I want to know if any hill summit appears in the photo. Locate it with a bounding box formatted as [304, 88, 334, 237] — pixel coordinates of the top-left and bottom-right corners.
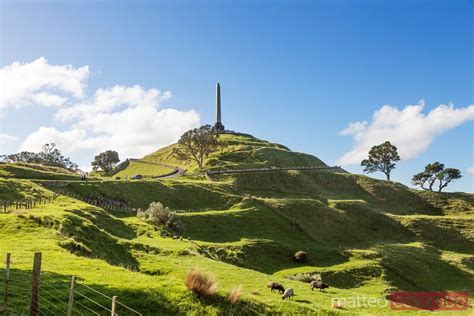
[115, 133, 332, 177]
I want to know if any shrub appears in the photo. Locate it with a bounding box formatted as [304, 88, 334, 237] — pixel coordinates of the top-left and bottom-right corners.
[166, 211, 184, 231]
[184, 268, 217, 296]
[146, 202, 170, 225]
[136, 208, 145, 219]
[293, 250, 308, 263]
[140, 202, 183, 231]
[227, 286, 242, 305]
[289, 272, 321, 283]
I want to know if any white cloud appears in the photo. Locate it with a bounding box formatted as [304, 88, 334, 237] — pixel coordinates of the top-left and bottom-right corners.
[21, 127, 90, 153]
[0, 57, 88, 111]
[47, 84, 198, 159]
[0, 133, 17, 146]
[0, 56, 201, 160]
[337, 101, 474, 166]
[32, 92, 68, 108]
[467, 167, 474, 175]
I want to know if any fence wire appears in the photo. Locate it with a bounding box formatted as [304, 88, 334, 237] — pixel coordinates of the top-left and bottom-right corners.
[1, 253, 142, 315]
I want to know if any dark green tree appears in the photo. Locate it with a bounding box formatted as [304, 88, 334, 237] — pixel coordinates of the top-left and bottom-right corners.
[172, 125, 219, 169]
[361, 141, 400, 181]
[412, 162, 462, 192]
[411, 162, 445, 191]
[437, 168, 462, 192]
[91, 150, 120, 173]
[1, 143, 78, 172]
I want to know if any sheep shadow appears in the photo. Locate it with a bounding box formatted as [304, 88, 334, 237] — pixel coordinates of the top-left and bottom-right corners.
[294, 299, 312, 304]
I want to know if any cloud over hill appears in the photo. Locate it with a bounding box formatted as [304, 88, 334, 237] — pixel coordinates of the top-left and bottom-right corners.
[0, 57, 200, 159]
[337, 100, 474, 166]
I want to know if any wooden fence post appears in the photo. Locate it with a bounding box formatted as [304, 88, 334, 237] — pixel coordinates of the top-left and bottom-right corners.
[29, 252, 42, 316]
[111, 295, 117, 315]
[67, 276, 76, 316]
[3, 253, 11, 310]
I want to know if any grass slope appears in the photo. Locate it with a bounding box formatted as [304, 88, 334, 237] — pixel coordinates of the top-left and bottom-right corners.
[0, 162, 80, 180]
[113, 160, 176, 178]
[1, 133, 473, 315]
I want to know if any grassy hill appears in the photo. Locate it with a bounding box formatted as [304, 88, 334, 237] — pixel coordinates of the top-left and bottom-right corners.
[139, 133, 329, 173]
[0, 133, 472, 315]
[0, 162, 80, 180]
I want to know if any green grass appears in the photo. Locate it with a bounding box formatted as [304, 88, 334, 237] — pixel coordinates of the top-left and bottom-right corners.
[1, 133, 473, 315]
[0, 178, 54, 200]
[0, 162, 80, 180]
[113, 160, 176, 178]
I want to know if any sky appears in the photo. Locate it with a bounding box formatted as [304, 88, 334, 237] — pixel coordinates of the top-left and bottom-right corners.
[0, 0, 472, 192]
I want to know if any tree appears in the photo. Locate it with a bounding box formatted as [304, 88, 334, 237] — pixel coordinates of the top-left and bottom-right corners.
[1, 143, 79, 172]
[361, 141, 400, 181]
[1, 151, 41, 164]
[91, 150, 120, 173]
[411, 162, 444, 191]
[437, 168, 462, 192]
[412, 163, 462, 192]
[172, 125, 220, 169]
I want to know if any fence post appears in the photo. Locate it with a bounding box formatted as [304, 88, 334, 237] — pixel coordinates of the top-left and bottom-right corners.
[111, 295, 117, 315]
[3, 253, 11, 310]
[29, 252, 42, 316]
[67, 276, 76, 316]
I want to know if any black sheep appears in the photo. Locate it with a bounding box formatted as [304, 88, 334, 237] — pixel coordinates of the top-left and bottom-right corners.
[267, 281, 285, 294]
[310, 281, 329, 291]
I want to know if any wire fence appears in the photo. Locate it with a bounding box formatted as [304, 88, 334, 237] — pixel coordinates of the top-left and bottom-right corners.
[1, 253, 142, 316]
[0, 195, 59, 214]
[54, 189, 136, 215]
[205, 165, 342, 175]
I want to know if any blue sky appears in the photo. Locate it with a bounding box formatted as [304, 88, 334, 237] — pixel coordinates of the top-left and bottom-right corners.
[0, 0, 472, 192]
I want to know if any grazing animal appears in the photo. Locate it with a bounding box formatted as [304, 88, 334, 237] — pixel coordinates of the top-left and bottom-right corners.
[187, 237, 191, 241]
[179, 236, 183, 240]
[281, 288, 294, 300]
[172, 235, 178, 240]
[310, 281, 329, 291]
[267, 281, 285, 294]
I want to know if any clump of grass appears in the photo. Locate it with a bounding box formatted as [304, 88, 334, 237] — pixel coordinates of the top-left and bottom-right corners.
[184, 268, 217, 296]
[251, 289, 260, 296]
[227, 285, 242, 305]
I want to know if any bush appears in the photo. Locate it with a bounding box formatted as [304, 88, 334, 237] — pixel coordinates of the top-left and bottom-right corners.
[293, 250, 308, 263]
[184, 268, 217, 296]
[146, 202, 170, 225]
[227, 286, 242, 305]
[139, 202, 183, 231]
[288, 272, 321, 283]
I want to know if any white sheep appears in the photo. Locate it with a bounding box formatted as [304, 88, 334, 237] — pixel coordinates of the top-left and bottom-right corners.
[281, 288, 294, 300]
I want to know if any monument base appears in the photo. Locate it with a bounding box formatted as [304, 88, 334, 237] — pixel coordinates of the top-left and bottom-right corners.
[213, 122, 225, 133]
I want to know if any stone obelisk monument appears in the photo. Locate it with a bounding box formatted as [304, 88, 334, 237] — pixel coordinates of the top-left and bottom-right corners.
[213, 83, 225, 133]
